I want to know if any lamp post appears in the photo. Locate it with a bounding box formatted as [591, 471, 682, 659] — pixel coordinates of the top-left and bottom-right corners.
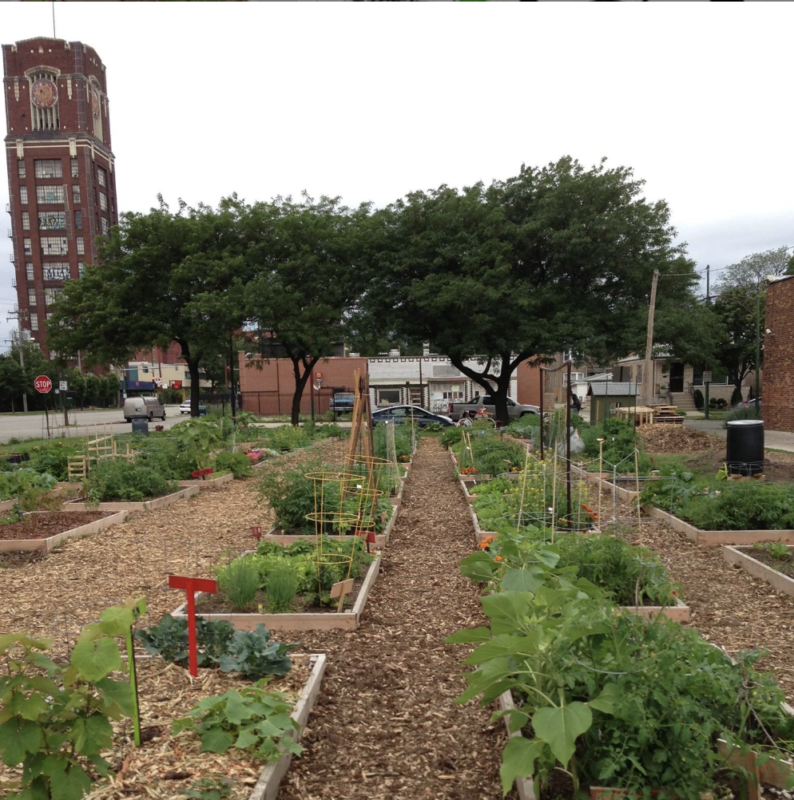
[755, 280, 761, 406]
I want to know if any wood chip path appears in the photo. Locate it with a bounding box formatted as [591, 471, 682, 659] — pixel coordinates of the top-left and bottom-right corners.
[279, 438, 510, 800]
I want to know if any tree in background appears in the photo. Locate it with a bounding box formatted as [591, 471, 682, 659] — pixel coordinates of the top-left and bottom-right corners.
[362, 158, 701, 424]
[718, 246, 791, 290]
[245, 194, 371, 425]
[47, 197, 251, 417]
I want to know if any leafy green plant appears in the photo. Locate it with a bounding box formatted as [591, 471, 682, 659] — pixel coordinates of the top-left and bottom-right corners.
[266, 562, 298, 612]
[182, 777, 232, 800]
[86, 458, 177, 502]
[685, 483, 794, 532]
[27, 441, 81, 481]
[264, 426, 311, 452]
[216, 625, 295, 678]
[0, 602, 138, 800]
[213, 451, 253, 479]
[172, 682, 301, 762]
[753, 541, 792, 562]
[171, 418, 224, 469]
[217, 556, 261, 611]
[0, 468, 58, 508]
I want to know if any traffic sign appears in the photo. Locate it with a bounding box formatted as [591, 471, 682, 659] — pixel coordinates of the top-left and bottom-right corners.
[702, 371, 712, 383]
[59, 381, 68, 391]
[34, 375, 52, 394]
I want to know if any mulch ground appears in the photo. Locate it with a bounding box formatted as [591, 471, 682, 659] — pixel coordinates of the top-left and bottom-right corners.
[278, 438, 511, 800]
[0, 510, 109, 540]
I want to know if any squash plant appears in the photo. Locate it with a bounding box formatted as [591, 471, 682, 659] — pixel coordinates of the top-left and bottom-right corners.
[0, 602, 139, 800]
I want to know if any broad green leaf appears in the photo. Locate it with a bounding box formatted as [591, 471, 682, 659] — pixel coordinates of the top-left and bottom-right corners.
[589, 683, 622, 715]
[281, 737, 303, 756]
[16, 776, 50, 800]
[72, 714, 113, 755]
[500, 568, 544, 593]
[49, 763, 91, 800]
[96, 678, 136, 717]
[234, 727, 261, 750]
[224, 692, 256, 726]
[201, 728, 234, 754]
[532, 702, 592, 766]
[70, 638, 121, 682]
[0, 717, 42, 766]
[445, 627, 492, 645]
[500, 736, 544, 795]
[481, 592, 534, 635]
[0, 634, 52, 655]
[8, 692, 49, 721]
[535, 548, 560, 568]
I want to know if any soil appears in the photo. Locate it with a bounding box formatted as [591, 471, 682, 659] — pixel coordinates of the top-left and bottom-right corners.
[195, 564, 371, 614]
[637, 424, 715, 454]
[744, 546, 794, 579]
[0, 510, 109, 540]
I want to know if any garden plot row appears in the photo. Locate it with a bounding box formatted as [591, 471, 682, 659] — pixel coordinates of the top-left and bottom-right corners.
[445, 426, 794, 800]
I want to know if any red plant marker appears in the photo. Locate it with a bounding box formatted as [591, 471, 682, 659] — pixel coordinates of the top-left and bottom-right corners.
[251, 526, 262, 541]
[366, 531, 376, 544]
[168, 575, 218, 677]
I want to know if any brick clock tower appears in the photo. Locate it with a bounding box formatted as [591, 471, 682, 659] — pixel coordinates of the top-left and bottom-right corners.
[3, 37, 118, 352]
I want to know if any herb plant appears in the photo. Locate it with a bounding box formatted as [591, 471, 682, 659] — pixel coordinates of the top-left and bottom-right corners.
[86, 458, 177, 502]
[217, 556, 260, 611]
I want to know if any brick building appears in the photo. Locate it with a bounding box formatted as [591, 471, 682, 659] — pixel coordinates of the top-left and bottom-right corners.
[762, 275, 794, 431]
[3, 37, 118, 352]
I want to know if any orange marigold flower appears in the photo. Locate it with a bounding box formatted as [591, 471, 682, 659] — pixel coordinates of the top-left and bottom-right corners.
[494, 556, 503, 562]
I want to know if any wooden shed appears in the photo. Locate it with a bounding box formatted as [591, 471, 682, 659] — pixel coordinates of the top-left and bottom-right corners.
[587, 382, 639, 423]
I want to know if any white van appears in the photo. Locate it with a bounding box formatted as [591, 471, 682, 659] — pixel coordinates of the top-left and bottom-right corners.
[123, 396, 166, 422]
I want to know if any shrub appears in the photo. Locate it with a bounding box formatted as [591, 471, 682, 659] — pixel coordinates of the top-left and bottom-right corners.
[217, 556, 260, 611]
[716, 397, 727, 409]
[259, 460, 329, 533]
[685, 482, 794, 531]
[724, 405, 762, 424]
[440, 427, 464, 447]
[709, 397, 718, 409]
[214, 451, 253, 479]
[87, 458, 177, 502]
[265, 426, 311, 452]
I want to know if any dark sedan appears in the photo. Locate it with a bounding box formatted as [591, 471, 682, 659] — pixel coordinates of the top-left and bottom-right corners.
[372, 405, 455, 427]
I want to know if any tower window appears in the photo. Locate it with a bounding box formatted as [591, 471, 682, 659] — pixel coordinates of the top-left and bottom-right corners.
[74, 210, 82, 230]
[44, 287, 63, 307]
[20, 187, 28, 205]
[41, 237, 69, 256]
[76, 237, 85, 255]
[39, 212, 66, 230]
[72, 185, 81, 205]
[97, 167, 107, 187]
[18, 162, 26, 179]
[71, 158, 78, 178]
[101, 217, 109, 235]
[28, 288, 37, 306]
[21, 212, 30, 231]
[23, 238, 32, 256]
[43, 263, 70, 281]
[30, 313, 39, 332]
[26, 263, 34, 281]
[34, 159, 62, 179]
[37, 185, 65, 204]
[99, 192, 108, 212]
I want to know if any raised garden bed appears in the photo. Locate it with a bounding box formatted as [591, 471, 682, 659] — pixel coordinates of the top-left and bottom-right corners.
[173, 556, 381, 631]
[178, 472, 235, 490]
[644, 504, 794, 546]
[62, 485, 200, 513]
[0, 510, 129, 553]
[723, 544, 794, 598]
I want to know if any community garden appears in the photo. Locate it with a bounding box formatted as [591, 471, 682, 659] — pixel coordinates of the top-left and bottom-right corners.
[2, 411, 794, 800]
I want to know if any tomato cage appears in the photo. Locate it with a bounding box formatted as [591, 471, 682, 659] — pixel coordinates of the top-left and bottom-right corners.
[345, 452, 393, 508]
[304, 471, 365, 581]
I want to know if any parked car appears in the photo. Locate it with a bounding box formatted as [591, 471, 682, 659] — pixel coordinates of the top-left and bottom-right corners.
[448, 394, 540, 422]
[179, 400, 208, 416]
[124, 396, 166, 422]
[372, 405, 454, 427]
[329, 392, 356, 413]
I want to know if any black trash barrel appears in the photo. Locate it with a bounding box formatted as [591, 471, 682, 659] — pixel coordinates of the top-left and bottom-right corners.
[131, 418, 149, 436]
[726, 419, 764, 476]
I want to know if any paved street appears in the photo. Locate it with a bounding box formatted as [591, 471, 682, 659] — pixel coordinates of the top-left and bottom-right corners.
[0, 405, 184, 444]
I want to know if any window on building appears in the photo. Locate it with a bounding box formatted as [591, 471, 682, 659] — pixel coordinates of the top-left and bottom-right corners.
[76, 237, 85, 255]
[18, 161, 26, 179]
[21, 212, 30, 231]
[72, 185, 81, 205]
[39, 212, 66, 231]
[71, 158, 78, 178]
[74, 210, 82, 230]
[30, 313, 39, 332]
[19, 187, 28, 205]
[34, 159, 62, 179]
[101, 218, 109, 235]
[28, 288, 36, 306]
[41, 237, 69, 256]
[44, 287, 63, 307]
[378, 389, 402, 406]
[23, 238, 32, 256]
[78, 262, 85, 278]
[42, 263, 70, 281]
[99, 192, 108, 212]
[97, 167, 106, 187]
[36, 185, 65, 204]
[26, 263, 34, 281]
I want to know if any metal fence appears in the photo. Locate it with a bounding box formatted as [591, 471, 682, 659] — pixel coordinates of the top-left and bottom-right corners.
[240, 387, 347, 417]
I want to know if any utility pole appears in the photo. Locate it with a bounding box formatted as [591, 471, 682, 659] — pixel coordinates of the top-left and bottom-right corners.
[706, 265, 710, 303]
[756, 279, 761, 405]
[642, 270, 659, 407]
[7, 308, 29, 412]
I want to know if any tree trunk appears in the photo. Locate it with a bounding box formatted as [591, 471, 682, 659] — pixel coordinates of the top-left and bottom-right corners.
[186, 358, 202, 417]
[289, 356, 319, 427]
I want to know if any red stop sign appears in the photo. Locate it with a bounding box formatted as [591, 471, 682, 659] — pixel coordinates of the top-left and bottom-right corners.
[34, 375, 53, 394]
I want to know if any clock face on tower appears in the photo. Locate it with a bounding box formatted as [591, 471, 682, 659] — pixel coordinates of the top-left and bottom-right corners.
[91, 88, 101, 119]
[31, 79, 58, 109]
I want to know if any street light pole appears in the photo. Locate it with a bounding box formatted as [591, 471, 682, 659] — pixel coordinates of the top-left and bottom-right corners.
[756, 280, 761, 404]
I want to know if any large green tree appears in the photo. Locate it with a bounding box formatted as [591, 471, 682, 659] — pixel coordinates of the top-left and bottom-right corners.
[244, 195, 371, 425]
[47, 197, 251, 416]
[362, 157, 700, 424]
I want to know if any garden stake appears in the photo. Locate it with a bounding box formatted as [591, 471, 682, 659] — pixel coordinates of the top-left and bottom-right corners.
[597, 437, 605, 532]
[551, 449, 558, 543]
[126, 597, 147, 747]
[168, 575, 218, 677]
[634, 449, 642, 532]
[516, 445, 531, 532]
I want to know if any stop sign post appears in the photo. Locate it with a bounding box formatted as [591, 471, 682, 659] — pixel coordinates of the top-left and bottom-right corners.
[34, 376, 53, 439]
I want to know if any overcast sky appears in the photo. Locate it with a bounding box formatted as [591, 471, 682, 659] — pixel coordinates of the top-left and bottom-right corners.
[1, 4, 792, 352]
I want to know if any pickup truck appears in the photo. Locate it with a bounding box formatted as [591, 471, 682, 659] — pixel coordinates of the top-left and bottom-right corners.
[448, 395, 540, 421]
